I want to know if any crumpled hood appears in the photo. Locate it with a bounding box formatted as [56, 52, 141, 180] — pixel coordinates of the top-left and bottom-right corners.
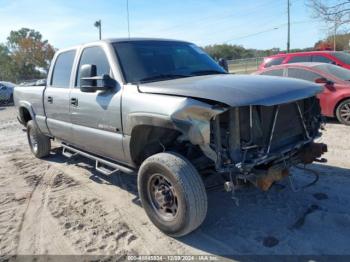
[138, 74, 323, 106]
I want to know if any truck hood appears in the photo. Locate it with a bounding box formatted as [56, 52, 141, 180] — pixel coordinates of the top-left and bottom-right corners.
[138, 74, 323, 106]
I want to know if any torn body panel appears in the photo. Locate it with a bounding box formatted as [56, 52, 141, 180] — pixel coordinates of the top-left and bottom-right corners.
[170, 95, 326, 191]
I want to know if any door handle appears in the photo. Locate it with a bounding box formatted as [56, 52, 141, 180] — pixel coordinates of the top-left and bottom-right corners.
[70, 97, 78, 106]
[47, 96, 53, 103]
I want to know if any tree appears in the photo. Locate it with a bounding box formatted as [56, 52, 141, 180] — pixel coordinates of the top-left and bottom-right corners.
[7, 28, 55, 81]
[0, 44, 16, 82]
[308, 0, 350, 49]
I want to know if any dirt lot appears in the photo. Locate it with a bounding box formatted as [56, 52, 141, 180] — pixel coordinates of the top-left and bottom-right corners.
[0, 105, 350, 259]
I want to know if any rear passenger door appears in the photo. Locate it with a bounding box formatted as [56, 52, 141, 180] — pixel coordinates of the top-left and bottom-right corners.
[44, 49, 76, 142]
[69, 45, 124, 162]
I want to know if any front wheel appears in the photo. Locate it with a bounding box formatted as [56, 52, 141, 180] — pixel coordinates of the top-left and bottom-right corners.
[336, 99, 350, 125]
[138, 152, 207, 237]
[26, 120, 51, 158]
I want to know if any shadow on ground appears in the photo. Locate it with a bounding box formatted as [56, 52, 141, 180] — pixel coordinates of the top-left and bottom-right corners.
[45, 148, 350, 257]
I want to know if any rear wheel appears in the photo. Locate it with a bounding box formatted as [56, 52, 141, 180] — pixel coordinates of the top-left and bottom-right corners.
[336, 99, 350, 125]
[138, 152, 207, 237]
[26, 120, 51, 158]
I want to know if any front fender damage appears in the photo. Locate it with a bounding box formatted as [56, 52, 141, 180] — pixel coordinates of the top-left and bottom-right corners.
[170, 99, 227, 162]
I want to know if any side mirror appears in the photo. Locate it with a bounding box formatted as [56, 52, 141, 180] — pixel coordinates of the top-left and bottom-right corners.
[218, 58, 229, 72]
[315, 77, 335, 90]
[79, 64, 115, 92]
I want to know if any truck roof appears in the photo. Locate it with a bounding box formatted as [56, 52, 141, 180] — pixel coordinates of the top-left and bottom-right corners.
[103, 37, 190, 44]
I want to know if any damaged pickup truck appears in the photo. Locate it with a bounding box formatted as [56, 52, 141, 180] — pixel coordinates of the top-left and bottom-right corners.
[14, 38, 327, 236]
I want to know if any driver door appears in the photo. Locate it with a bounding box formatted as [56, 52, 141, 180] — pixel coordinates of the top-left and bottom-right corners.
[70, 45, 124, 162]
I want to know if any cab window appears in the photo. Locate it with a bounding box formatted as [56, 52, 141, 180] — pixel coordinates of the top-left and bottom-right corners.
[50, 50, 76, 88]
[76, 46, 111, 87]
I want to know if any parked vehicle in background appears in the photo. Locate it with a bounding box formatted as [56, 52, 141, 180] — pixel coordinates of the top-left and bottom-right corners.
[19, 79, 46, 86]
[14, 38, 326, 236]
[255, 62, 350, 125]
[0, 81, 16, 104]
[259, 51, 350, 70]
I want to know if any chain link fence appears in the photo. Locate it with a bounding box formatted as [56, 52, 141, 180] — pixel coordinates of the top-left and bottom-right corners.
[227, 57, 264, 74]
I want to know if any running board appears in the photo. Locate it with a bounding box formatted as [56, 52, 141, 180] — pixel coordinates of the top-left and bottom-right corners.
[61, 144, 134, 175]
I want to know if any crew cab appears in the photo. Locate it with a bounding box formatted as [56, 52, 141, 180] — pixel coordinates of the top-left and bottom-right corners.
[14, 38, 327, 236]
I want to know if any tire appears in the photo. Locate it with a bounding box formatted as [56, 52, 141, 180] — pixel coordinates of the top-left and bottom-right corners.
[336, 98, 350, 125]
[26, 120, 51, 158]
[138, 152, 207, 237]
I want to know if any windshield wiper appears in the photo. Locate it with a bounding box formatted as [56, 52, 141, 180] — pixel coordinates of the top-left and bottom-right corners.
[137, 74, 191, 83]
[190, 70, 228, 76]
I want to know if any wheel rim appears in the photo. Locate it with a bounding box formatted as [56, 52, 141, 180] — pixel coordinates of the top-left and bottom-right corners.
[147, 173, 178, 221]
[340, 102, 350, 124]
[29, 128, 38, 153]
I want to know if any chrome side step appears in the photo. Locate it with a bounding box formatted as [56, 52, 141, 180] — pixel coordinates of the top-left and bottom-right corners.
[61, 144, 134, 175]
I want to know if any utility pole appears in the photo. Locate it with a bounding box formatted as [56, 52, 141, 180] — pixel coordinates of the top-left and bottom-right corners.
[94, 20, 102, 40]
[287, 0, 290, 53]
[126, 0, 130, 38]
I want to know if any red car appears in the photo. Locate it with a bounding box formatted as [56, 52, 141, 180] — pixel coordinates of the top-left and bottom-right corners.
[259, 51, 350, 71]
[255, 62, 350, 125]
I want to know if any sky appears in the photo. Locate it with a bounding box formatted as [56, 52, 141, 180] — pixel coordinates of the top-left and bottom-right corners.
[0, 0, 332, 50]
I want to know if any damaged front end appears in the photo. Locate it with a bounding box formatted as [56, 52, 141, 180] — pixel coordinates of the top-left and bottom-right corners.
[172, 96, 327, 191]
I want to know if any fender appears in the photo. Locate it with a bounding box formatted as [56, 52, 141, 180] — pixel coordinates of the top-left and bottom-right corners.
[327, 89, 350, 117]
[17, 100, 36, 123]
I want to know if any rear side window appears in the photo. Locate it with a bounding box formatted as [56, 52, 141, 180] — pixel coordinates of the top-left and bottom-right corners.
[312, 55, 334, 63]
[264, 57, 284, 68]
[76, 46, 111, 86]
[51, 50, 76, 87]
[260, 69, 284, 76]
[287, 68, 322, 82]
[288, 55, 312, 63]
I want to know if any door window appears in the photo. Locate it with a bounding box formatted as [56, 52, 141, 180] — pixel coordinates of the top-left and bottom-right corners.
[260, 69, 284, 76]
[312, 55, 334, 63]
[50, 50, 76, 88]
[76, 46, 111, 87]
[288, 55, 312, 63]
[264, 57, 284, 68]
[287, 68, 322, 82]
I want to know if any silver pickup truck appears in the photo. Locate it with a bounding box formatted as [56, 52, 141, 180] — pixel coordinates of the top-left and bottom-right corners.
[14, 38, 327, 236]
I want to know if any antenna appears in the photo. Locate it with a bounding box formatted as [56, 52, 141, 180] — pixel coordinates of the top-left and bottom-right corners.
[126, 0, 130, 38]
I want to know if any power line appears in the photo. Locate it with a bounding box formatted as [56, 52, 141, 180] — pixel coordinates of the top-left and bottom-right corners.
[155, 0, 278, 34]
[223, 20, 315, 43]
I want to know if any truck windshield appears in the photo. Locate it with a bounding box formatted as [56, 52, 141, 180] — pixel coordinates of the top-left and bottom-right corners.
[113, 41, 226, 84]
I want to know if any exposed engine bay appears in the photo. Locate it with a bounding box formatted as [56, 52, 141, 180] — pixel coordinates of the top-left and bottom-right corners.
[208, 96, 327, 191]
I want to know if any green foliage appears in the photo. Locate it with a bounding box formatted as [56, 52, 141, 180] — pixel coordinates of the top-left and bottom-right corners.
[203, 44, 284, 60]
[0, 44, 15, 82]
[0, 28, 55, 82]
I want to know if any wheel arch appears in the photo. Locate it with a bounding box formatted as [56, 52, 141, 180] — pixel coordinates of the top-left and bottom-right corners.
[334, 96, 350, 116]
[129, 124, 182, 166]
[18, 103, 35, 126]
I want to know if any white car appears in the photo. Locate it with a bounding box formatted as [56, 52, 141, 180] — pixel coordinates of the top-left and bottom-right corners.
[0, 81, 15, 104]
